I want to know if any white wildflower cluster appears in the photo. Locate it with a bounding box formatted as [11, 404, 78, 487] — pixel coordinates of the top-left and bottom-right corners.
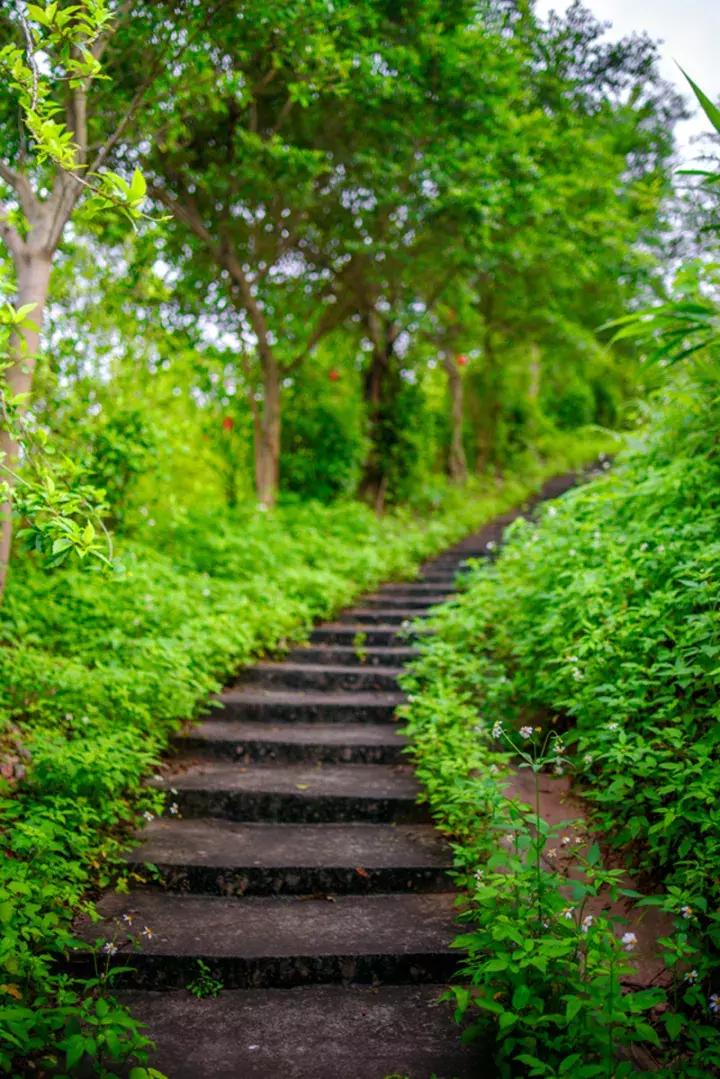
[681, 905, 693, 920]
[620, 931, 637, 953]
[581, 915, 593, 933]
[491, 721, 503, 739]
[519, 725, 533, 740]
[102, 942, 118, 957]
[710, 994, 720, 1015]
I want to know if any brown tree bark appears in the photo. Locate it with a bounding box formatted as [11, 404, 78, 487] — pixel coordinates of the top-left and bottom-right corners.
[0, 236, 54, 599]
[441, 351, 467, 484]
[254, 348, 281, 508]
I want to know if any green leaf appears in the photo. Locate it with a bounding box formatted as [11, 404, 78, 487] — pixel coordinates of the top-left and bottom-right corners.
[680, 68, 720, 134]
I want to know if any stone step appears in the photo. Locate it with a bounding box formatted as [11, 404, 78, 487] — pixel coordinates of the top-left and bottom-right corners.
[125, 819, 451, 896]
[178, 719, 407, 764]
[238, 663, 403, 693]
[417, 573, 462, 585]
[359, 594, 448, 609]
[117, 984, 486, 1078]
[75, 891, 459, 989]
[337, 609, 428, 626]
[218, 687, 403, 723]
[155, 761, 427, 823]
[310, 624, 407, 646]
[285, 644, 418, 667]
[378, 583, 456, 595]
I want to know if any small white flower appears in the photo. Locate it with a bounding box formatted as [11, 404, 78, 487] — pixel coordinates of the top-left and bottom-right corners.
[561, 836, 572, 846]
[143, 811, 155, 823]
[169, 802, 179, 816]
[486, 541, 496, 551]
[621, 931, 637, 952]
[584, 754, 593, 766]
[710, 993, 720, 1015]
[681, 905, 693, 920]
[553, 741, 565, 755]
[519, 725, 533, 740]
[554, 764, 564, 776]
[141, 926, 154, 940]
[572, 668, 583, 681]
[547, 506, 557, 517]
[562, 907, 573, 920]
[491, 722, 503, 739]
[474, 869, 484, 883]
[607, 722, 619, 732]
[546, 848, 557, 859]
[685, 969, 698, 984]
[170, 787, 178, 795]
[102, 942, 118, 956]
[121, 914, 133, 926]
[582, 915, 594, 933]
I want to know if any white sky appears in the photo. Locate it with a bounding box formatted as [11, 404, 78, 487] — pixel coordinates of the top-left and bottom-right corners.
[536, 0, 720, 162]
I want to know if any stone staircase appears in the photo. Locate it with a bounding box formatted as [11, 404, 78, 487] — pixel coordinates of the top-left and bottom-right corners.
[76, 475, 582, 1078]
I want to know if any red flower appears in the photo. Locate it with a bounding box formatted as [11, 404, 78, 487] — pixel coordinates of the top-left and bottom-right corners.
[222, 416, 234, 431]
[456, 354, 469, 367]
[328, 369, 340, 382]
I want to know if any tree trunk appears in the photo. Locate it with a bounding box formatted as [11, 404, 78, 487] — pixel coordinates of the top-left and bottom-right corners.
[359, 343, 389, 511]
[442, 352, 467, 484]
[0, 251, 52, 600]
[254, 349, 281, 508]
[528, 342, 541, 401]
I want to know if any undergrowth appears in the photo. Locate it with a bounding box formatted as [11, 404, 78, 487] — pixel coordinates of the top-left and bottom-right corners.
[0, 430, 609, 1076]
[401, 361, 720, 1076]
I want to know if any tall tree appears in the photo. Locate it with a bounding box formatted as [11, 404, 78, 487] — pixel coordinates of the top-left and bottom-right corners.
[0, 0, 150, 599]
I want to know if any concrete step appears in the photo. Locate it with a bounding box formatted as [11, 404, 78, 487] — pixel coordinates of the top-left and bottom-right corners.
[238, 663, 403, 693]
[117, 984, 487, 1078]
[75, 891, 459, 989]
[284, 644, 418, 667]
[310, 624, 407, 646]
[218, 687, 403, 723]
[359, 594, 448, 609]
[377, 583, 456, 595]
[155, 761, 427, 823]
[126, 819, 451, 896]
[178, 719, 407, 764]
[337, 609, 428, 625]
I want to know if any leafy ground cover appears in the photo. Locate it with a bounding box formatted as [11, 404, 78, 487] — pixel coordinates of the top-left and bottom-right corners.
[401, 360, 720, 1077]
[0, 432, 609, 1076]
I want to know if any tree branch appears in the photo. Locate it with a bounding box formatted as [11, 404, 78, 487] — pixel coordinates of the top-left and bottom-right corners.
[0, 208, 26, 260]
[0, 161, 38, 220]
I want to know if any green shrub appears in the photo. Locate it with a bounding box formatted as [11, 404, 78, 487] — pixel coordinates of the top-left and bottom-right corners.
[402, 359, 720, 1074]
